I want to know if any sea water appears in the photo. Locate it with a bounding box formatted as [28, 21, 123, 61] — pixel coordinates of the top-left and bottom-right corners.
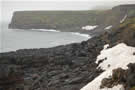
[0, 23, 90, 52]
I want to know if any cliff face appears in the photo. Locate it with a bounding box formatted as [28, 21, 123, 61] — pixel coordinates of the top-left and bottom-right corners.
[80, 13, 135, 90]
[1, 12, 135, 90]
[2, 4, 135, 90]
[8, 4, 135, 35]
[8, 10, 106, 31]
[8, 11, 101, 31]
[0, 33, 105, 90]
[112, 4, 135, 12]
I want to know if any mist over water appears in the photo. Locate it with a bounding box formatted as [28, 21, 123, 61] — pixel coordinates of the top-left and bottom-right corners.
[0, 22, 90, 52]
[2, 1, 135, 22]
[1, 1, 135, 52]
[0, 1, 93, 52]
[2, 1, 92, 22]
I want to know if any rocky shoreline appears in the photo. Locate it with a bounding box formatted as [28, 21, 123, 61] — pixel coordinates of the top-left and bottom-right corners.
[8, 5, 134, 36]
[1, 16, 135, 89]
[1, 4, 135, 90]
[0, 35, 105, 90]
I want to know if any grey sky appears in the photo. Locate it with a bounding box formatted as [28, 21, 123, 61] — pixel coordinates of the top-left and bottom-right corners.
[1, 0, 135, 22]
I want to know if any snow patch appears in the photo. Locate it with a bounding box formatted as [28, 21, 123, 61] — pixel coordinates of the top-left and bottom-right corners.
[120, 15, 127, 23]
[104, 44, 109, 49]
[104, 25, 112, 30]
[96, 43, 135, 70]
[82, 25, 98, 31]
[81, 43, 135, 90]
[71, 32, 91, 38]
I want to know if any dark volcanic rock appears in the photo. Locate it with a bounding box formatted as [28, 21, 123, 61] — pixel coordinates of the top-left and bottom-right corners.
[8, 4, 135, 36]
[0, 35, 104, 90]
[2, 4, 135, 90]
[100, 63, 135, 90]
[0, 64, 24, 90]
[100, 68, 127, 88]
[1, 15, 135, 89]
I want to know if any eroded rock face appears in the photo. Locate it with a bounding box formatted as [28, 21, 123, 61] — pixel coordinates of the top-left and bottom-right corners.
[0, 35, 105, 90]
[0, 64, 24, 90]
[1, 5, 135, 90]
[1, 17, 135, 90]
[100, 63, 135, 90]
[100, 68, 127, 89]
[126, 63, 135, 89]
[9, 5, 135, 35]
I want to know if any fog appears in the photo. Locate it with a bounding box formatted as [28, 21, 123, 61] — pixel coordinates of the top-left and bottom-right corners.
[0, 0, 135, 52]
[1, 0, 135, 22]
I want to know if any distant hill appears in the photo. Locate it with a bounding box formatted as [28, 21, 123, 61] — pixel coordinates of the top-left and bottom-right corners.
[1, 4, 135, 90]
[9, 10, 101, 31]
[9, 4, 135, 35]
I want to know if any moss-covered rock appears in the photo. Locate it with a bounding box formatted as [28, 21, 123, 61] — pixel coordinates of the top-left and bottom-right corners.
[100, 63, 135, 90]
[100, 68, 127, 88]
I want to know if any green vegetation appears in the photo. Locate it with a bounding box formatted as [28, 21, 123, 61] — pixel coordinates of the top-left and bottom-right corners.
[11, 10, 104, 29]
[120, 17, 135, 29]
[9, 6, 135, 32]
[128, 10, 135, 17]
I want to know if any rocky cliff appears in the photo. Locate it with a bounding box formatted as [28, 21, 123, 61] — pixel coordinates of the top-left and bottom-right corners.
[1, 4, 135, 90]
[8, 11, 100, 32]
[1, 13, 135, 90]
[9, 4, 135, 35]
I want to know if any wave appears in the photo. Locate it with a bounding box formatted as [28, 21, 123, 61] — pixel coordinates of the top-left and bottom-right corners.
[28, 29, 91, 38]
[31, 29, 60, 32]
[71, 32, 91, 38]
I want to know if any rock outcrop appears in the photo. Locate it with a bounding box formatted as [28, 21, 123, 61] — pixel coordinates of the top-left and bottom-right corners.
[0, 65, 24, 90]
[1, 4, 135, 90]
[8, 11, 100, 32]
[100, 63, 135, 90]
[0, 35, 105, 90]
[8, 4, 135, 36]
[2, 15, 135, 90]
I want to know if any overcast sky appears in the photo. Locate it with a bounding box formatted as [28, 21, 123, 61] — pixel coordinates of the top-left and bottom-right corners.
[3, 0, 134, 2]
[1, 0, 135, 22]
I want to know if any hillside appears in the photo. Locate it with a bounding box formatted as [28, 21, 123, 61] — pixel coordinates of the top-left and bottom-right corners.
[1, 4, 135, 90]
[8, 4, 135, 36]
[81, 17, 135, 90]
[9, 10, 102, 32]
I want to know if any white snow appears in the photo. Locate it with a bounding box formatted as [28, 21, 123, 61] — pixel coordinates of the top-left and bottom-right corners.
[71, 32, 91, 38]
[104, 44, 109, 49]
[120, 15, 127, 23]
[81, 43, 135, 90]
[105, 25, 112, 30]
[82, 25, 98, 31]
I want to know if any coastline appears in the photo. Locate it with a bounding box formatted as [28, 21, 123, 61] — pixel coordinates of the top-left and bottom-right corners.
[0, 26, 91, 53]
[1, 4, 135, 90]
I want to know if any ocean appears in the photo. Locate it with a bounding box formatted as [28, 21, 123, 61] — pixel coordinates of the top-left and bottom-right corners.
[0, 23, 90, 52]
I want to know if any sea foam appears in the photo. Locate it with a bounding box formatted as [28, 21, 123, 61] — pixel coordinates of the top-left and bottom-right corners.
[71, 32, 91, 38]
[31, 29, 60, 32]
